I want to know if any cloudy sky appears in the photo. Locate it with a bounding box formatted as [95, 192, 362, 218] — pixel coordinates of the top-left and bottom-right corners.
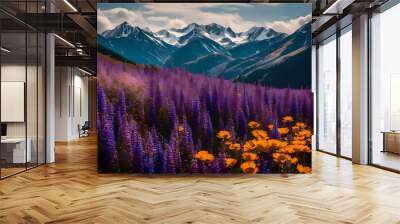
[97, 3, 311, 35]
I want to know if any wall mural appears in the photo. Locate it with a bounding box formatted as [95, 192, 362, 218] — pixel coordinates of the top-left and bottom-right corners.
[97, 3, 313, 174]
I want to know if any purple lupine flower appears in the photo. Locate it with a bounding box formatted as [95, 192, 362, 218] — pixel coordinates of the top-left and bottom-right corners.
[290, 95, 298, 119]
[242, 90, 250, 118]
[260, 158, 270, 173]
[201, 110, 213, 150]
[210, 87, 220, 129]
[191, 97, 201, 139]
[237, 110, 247, 139]
[190, 158, 199, 174]
[116, 91, 133, 172]
[183, 116, 195, 155]
[165, 143, 176, 174]
[200, 161, 208, 174]
[211, 157, 221, 173]
[154, 82, 163, 113]
[97, 86, 107, 114]
[98, 97, 119, 172]
[144, 133, 155, 174]
[222, 96, 231, 125]
[218, 153, 227, 173]
[167, 101, 177, 133]
[148, 93, 158, 128]
[152, 127, 165, 173]
[169, 132, 182, 173]
[130, 121, 144, 173]
[270, 120, 281, 139]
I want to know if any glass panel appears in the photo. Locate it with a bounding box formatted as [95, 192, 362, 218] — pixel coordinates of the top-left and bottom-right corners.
[371, 4, 400, 171]
[27, 31, 38, 169]
[318, 36, 337, 154]
[339, 27, 352, 158]
[38, 32, 45, 165]
[312, 45, 317, 150]
[26, 0, 39, 169]
[1, 31, 27, 177]
[0, 1, 46, 178]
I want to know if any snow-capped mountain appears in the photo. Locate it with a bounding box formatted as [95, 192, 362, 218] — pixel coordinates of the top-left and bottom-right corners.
[100, 22, 175, 66]
[155, 29, 179, 45]
[98, 21, 311, 88]
[239, 26, 287, 42]
[152, 23, 285, 48]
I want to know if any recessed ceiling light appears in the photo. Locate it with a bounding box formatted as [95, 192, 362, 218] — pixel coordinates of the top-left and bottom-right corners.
[54, 34, 75, 48]
[1, 47, 11, 53]
[78, 67, 93, 76]
[63, 0, 78, 12]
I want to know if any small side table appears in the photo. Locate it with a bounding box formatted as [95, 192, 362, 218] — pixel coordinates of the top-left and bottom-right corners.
[381, 131, 400, 154]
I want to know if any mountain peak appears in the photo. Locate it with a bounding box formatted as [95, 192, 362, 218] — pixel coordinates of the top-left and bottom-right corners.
[102, 22, 146, 39]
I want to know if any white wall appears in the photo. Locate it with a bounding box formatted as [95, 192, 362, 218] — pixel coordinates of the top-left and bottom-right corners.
[54, 67, 89, 141]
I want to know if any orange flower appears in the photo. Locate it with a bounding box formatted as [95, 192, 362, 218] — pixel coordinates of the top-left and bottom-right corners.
[207, 154, 215, 162]
[267, 123, 274, 130]
[297, 164, 311, 173]
[297, 145, 311, 153]
[225, 140, 233, 146]
[268, 139, 287, 149]
[290, 157, 299, 164]
[251, 129, 268, 140]
[278, 127, 289, 135]
[217, 130, 231, 140]
[228, 143, 241, 151]
[294, 135, 306, 141]
[292, 126, 300, 133]
[253, 139, 270, 152]
[299, 130, 312, 138]
[178, 125, 184, 132]
[242, 152, 259, 161]
[225, 158, 237, 168]
[248, 121, 260, 129]
[272, 153, 291, 164]
[278, 145, 296, 154]
[282, 116, 294, 123]
[292, 140, 306, 146]
[195, 150, 215, 162]
[295, 122, 306, 129]
[243, 140, 256, 152]
[240, 161, 259, 174]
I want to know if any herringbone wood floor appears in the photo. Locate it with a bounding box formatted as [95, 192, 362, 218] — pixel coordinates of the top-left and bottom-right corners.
[1, 136, 400, 224]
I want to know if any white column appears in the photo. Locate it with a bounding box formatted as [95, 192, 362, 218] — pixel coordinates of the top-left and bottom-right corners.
[46, 32, 55, 163]
[352, 14, 369, 164]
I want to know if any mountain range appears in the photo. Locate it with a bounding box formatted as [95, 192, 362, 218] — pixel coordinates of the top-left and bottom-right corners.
[98, 21, 311, 88]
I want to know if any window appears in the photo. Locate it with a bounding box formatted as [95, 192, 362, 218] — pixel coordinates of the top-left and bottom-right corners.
[370, 3, 400, 171]
[339, 27, 352, 158]
[317, 35, 337, 154]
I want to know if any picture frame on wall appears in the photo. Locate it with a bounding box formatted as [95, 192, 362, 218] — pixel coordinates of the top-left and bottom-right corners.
[97, 3, 313, 174]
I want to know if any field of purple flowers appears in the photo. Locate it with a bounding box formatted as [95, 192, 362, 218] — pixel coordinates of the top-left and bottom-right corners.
[97, 55, 313, 173]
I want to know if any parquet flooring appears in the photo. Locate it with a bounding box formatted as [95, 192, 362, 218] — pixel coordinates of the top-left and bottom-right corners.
[1, 135, 400, 224]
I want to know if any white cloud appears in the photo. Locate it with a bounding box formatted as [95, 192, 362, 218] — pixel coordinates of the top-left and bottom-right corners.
[97, 13, 113, 33]
[97, 8, 149, 33]
[167, 18, 187, 30]
[265, 15, 311, 34]
[141, 4, 257, 32]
